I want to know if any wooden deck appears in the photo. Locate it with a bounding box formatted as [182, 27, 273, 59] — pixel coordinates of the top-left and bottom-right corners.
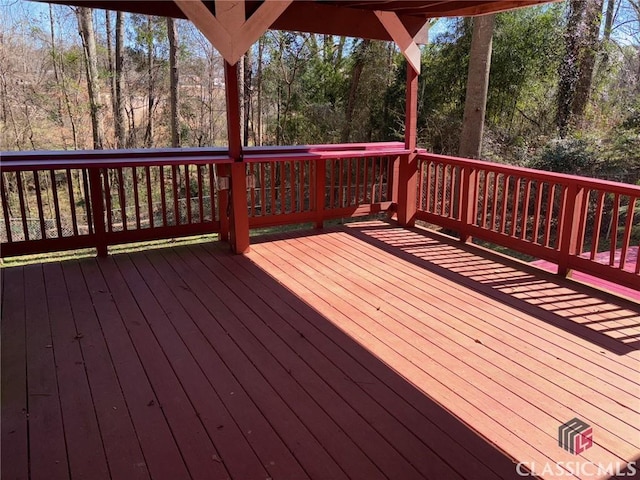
[2, 220, 639, 480]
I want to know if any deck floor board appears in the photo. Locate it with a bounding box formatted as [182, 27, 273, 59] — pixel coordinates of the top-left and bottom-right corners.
[2, 220, 639, 480]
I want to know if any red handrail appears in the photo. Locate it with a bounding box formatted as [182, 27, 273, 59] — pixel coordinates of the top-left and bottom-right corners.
[416, 152, 640, 292]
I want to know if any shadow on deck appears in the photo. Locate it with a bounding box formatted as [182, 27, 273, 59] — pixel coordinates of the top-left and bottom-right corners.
[2, 221, 639, 480]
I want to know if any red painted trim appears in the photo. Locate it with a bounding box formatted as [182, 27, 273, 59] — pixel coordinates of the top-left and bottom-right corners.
[418, 152, 640, 196]
[1, 155, 233, 171]
[1, 235, 98, 257]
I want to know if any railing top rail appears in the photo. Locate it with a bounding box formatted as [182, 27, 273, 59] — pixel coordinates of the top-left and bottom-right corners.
[244, 142, 406, 154]
[1, 142, 405, 162]
[418, 151, 640, 196]
[245, 147, 410, 163]
[1, 154, 234, 171]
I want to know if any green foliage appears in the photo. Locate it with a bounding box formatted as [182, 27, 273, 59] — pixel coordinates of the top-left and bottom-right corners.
[528, 137, 601, 175]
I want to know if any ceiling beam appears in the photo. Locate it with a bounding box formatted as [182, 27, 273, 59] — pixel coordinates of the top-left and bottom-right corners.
[174, 0, 291, 65]
[374, 11, 422, 74]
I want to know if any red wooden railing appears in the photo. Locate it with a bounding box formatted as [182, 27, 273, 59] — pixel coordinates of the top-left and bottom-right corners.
[1, 152, 232, 256]
[0, 143, 405, 256]
[244, 148, 400, 228]
[416, 152, 640, 291]
[3, 144, 637, 293]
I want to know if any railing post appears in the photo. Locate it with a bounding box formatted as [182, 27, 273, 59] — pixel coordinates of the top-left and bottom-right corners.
[224, 60, 250, 254]
[315, 159, 326, 229]
[88, 167, 108, 257]
[558, 183, 582, 277]
[459, 165, 477, 243]
[229, 162, 250, 254]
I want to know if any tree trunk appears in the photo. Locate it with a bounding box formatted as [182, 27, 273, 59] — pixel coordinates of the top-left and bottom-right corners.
[342, 39, 370, 143]
[105, 10, 116, 148]
[604, 0, 615, 40]
[256, 37, 263, 146]
[76, 7, 104, 150]
[459, 14, 495, 159]
[571, 0, 604, 122]
[243, 49, 252, 146]
[556, 0, 604, 135]
[115, 11, 126, 148]
[167, 17, 180, 148]
[144, 16, 155, 148]
[48, 5, 65, 130]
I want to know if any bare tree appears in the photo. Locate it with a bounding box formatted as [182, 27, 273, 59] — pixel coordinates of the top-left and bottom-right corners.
[115, 11, 126, 148]
[243, 49, 252, 146]
[167, 17, 180, 147]
[76, 6, 104, 149]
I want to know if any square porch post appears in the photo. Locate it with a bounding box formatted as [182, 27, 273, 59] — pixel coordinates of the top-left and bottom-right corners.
[396, 63, 419, 227]
[224, 61, 250, 253]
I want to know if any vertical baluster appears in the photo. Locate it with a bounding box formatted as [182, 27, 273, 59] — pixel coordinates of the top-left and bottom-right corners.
[325, 160, 331, 209]
[15, 172, 28, 241]
[432, 163, 440, 216]
[589, 191, 605, 259]
[448, 165, 456, 218]
[103, 169, 113, 233]
[520, 179, 531, 240]
[1, 173, 12, 242]
[491, 173, 500, 231]
[362, 157, 376, 203]
[609, 193, 620, 266]
[364, 157, 372, 204]
[343, 158, 350, 207]
[353, 157, 360, 206]
[574, 187, 590, 255]
[146, 166, 154, 228]
[32, 171, 47, 239]
[481, 171, 489, 229]
[556, 185, 569, 251]
[378, 157, 384, 202]
[171, 165, 180, 225]
[260, 163, 266, 216]
[418, 160, 425, 211]
[441, 164, 449, 216]
[197, 164, 204, 223]
[208, 163, 216, 222]
[299, 160, 305, 211]
[49, 170, 63, 238]
[543, 184, 555, 248]
[425, 161, 433, 213]
[66, 169, 79, 236]
[81, 170, 94, 235]
[117, 168, 127, 231]
[619, 196, 636, 270]
[290, 161, 296, 213]
[279, 162, 286, 214]
[532, 181, 543, 244]
[159, 166, 168, 227]
[500, 175, 509, 234]
[510, 177, 521, 237]
[185, 164, 192, 224]
[337, 159, 344, 208]
[270, 162, 276, 215]
[249, 163, 255, 217]
[132, 167, 141, 229]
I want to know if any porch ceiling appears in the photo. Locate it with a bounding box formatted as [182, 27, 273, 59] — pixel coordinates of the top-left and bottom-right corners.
[39, 0, 554, 42]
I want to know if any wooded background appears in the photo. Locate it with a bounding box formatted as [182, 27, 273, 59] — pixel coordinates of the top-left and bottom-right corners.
[1, 0, 640, 184]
